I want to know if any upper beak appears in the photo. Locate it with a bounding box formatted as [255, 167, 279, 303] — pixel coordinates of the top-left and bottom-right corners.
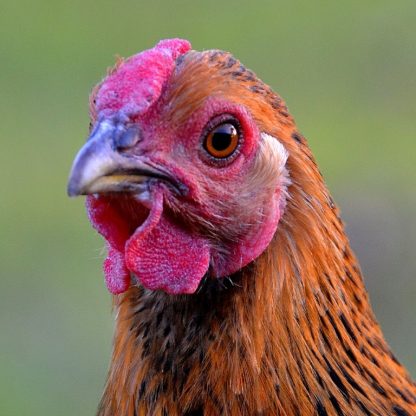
[67, 118, 167, 197]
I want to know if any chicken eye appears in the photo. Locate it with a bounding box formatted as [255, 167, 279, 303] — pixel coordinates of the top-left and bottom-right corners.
[203, 123, 239, 159]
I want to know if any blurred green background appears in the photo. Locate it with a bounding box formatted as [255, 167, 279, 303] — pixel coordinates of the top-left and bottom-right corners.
[1, 1, 415, 414]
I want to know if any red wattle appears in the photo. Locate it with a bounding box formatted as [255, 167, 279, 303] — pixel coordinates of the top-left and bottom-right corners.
[86, 191, 211, 295]
[103, 245, 130, 294]
[125, 192, 211, 294]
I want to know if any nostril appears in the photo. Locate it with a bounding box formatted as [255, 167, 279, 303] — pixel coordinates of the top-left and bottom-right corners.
[115, 125, 142, 150]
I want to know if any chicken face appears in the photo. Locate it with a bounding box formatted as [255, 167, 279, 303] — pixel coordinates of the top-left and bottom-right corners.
[67, 39, 289, 295]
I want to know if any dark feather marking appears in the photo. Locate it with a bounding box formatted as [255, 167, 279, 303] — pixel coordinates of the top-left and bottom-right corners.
[357, 401, 372, 416]
[340, 365, 368, 398]
[141, 339, 151, 359]
[316, 372, 325, 388]
[271, 100, 280, 110]
[156, 311, 163, 326]
[209, 52, 219, 61]
[148, 383, 161, 405]
[316, 400, 328, 416]
[345, 346, 358, 366]
[396, 388, 416, 404]
[340, 313, 357, 344]
[135, 305, 148, 314]
[243, 73, 256, 82]
[329, 394, 344, 415]
[327, 313, 343, 342]
[231, 70, 244, 78]
[321, 330, 332, 352]
[179, 364, 191, 390]
[298, 368, 311, 393]
[161, 379, 168, 394]
[345, 268, 359, 287]
[291, 132, 303, 144]
[224, 56, 237, 68]
[365, 371, 387, 397]
[184, 408, 204, 416]
[324, 358, 350, 401]
[353, 293, 362, 305]
[390, 351, 401, 365]
[139, 380, 146, 397]
[370, 354, 380, 367]
[393, 405, 410, 416]
[250, 85, 264, 94]
[163, 324, 171, 337]
[163, 354, 172, 373]
[186, 343, 197, 357]
[142, 323, 150, 338]
[154, 353, 164, 372]
[206, 386, 224, 414]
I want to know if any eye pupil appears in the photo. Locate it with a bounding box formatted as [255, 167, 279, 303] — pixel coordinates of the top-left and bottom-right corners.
[204, 122, 240, 160]
[211, 127, 234, 151]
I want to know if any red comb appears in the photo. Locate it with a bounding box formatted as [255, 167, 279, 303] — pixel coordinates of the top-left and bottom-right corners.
[95, 38, 191, 117]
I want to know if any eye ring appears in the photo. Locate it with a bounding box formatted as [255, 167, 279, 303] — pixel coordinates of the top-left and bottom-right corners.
[201, 116, 242, 164]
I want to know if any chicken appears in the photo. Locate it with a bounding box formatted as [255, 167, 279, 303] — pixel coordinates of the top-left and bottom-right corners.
[67, 38, 416, 416]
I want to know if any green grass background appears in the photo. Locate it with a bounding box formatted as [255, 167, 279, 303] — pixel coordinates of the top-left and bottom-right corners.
[0, 1, 415, 414]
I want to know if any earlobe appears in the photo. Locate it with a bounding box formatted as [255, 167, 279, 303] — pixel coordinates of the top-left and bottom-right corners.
[250, 133, 290, 197]
[258, 132, 291, 212]
[260, 133, 289, 171]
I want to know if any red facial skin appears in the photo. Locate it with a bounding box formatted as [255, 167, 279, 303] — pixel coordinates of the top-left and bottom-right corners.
[86, 40, 286, 294]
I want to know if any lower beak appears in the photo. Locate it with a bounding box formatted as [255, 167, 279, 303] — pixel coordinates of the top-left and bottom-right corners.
[67, 119, 167, 197]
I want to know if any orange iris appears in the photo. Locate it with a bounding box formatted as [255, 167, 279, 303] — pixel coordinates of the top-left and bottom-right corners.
[204, 123, 239, 159]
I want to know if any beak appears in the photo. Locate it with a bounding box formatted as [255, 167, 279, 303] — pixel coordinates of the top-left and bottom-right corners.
[67, 118, 168, 197]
